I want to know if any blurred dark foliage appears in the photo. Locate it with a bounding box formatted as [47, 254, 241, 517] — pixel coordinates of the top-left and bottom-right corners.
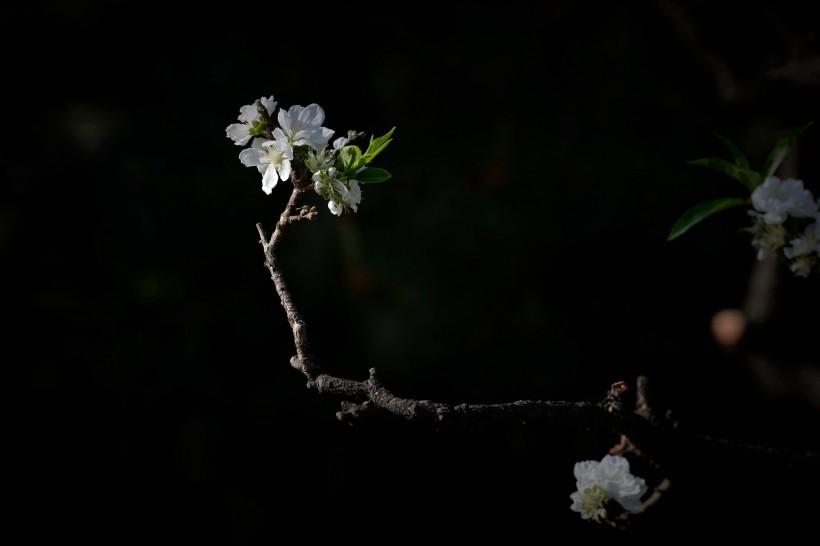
[6, 0, 819, 541]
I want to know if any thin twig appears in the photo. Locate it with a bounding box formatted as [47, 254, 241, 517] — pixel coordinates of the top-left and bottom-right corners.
[257, 187, 319, 377]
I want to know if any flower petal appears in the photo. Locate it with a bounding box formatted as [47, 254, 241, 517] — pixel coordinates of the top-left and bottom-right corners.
[226, 124, 251, 145]
[328, 201, 343, 216]
[262, 164, 279, 194]
[239, 147, 264, 168]
[260, 96, 277, 116]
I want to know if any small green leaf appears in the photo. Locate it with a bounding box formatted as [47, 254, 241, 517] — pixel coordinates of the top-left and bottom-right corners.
[687, 158, 761, 192]
[761, 121, 813, 180]
[341, 128, 396, 174]
[713, 132, 750, 169]
[360, 127, 395, 165]
[356, 167, 391, 184]
[338, 145, 362, 172]
[667, 197, 750, 241]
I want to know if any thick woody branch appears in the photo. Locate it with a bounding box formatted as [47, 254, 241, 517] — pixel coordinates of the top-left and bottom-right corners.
[291, 353, 638, 433]
[252, 185, 820, 531]
[257, 188, 646, 435]
[258, 187, 820, 459]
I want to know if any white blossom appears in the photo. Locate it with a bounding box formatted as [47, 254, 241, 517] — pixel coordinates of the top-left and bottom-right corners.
[225, 96, 277, 146]
[277, 104, 334, 151]
[750, 176, 818, 225]
[346, 179, 362, 212]
[783, 222, 820, 259]
[746, 215, 789, 260]
[238, 134, 294, 194]
[304, 147, 335, 173]
[570, 484, 607, 522]
[313, 168, 362, 216]
[789, 255, 817, 278]
[783, 219, 820, 277]
[328, 200, 343, 216]
[569, 454, 647, 522]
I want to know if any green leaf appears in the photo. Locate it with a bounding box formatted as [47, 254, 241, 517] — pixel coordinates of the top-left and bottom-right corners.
[667, 197, 750, 241]
[713, 132, 750, 169]
[687, 158, 761, 192]
[359, 127, 395, 166]
[339, 128, 396, 174]
[355, 167, 391, 184]
[338, 145, 362, 172]
[761, 121, 813, 180]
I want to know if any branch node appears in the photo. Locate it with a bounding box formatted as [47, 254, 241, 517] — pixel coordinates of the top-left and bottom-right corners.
[367, 368, 383, 389]
[604, 379, 630, 415]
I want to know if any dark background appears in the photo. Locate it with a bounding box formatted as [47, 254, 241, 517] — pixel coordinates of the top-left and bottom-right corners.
[8, 0, 820, 541]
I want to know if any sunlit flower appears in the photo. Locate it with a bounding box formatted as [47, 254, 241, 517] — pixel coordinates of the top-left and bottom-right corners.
[226, 96, 277, 146]
[277, 104, 334, 151]
[238, 133, 293, 194]
[570, 454, 647, 522]
[751, 176, 818, 225]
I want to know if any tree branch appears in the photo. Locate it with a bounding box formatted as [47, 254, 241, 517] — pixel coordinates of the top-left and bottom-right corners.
[252, 185, 819, 529]
[258, 187, 654, 437]
[257, 187, 319, 378]
[258, 188, 820, 463]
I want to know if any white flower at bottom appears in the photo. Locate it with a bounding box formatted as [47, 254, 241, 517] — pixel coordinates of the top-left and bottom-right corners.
[569, 454, 647, 522]
[570, 484, 607, 522]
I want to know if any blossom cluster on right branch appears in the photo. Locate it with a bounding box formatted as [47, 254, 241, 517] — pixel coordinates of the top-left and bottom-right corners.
[668, 122, 819, 277]
[746, 176, 819, 277]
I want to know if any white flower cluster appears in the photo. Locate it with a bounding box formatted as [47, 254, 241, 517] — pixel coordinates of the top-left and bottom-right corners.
[569, 454, 647, 522]
[747, 176, 820, 277]
[309, 136, 364, 215]
[225, 95, 365, 216]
